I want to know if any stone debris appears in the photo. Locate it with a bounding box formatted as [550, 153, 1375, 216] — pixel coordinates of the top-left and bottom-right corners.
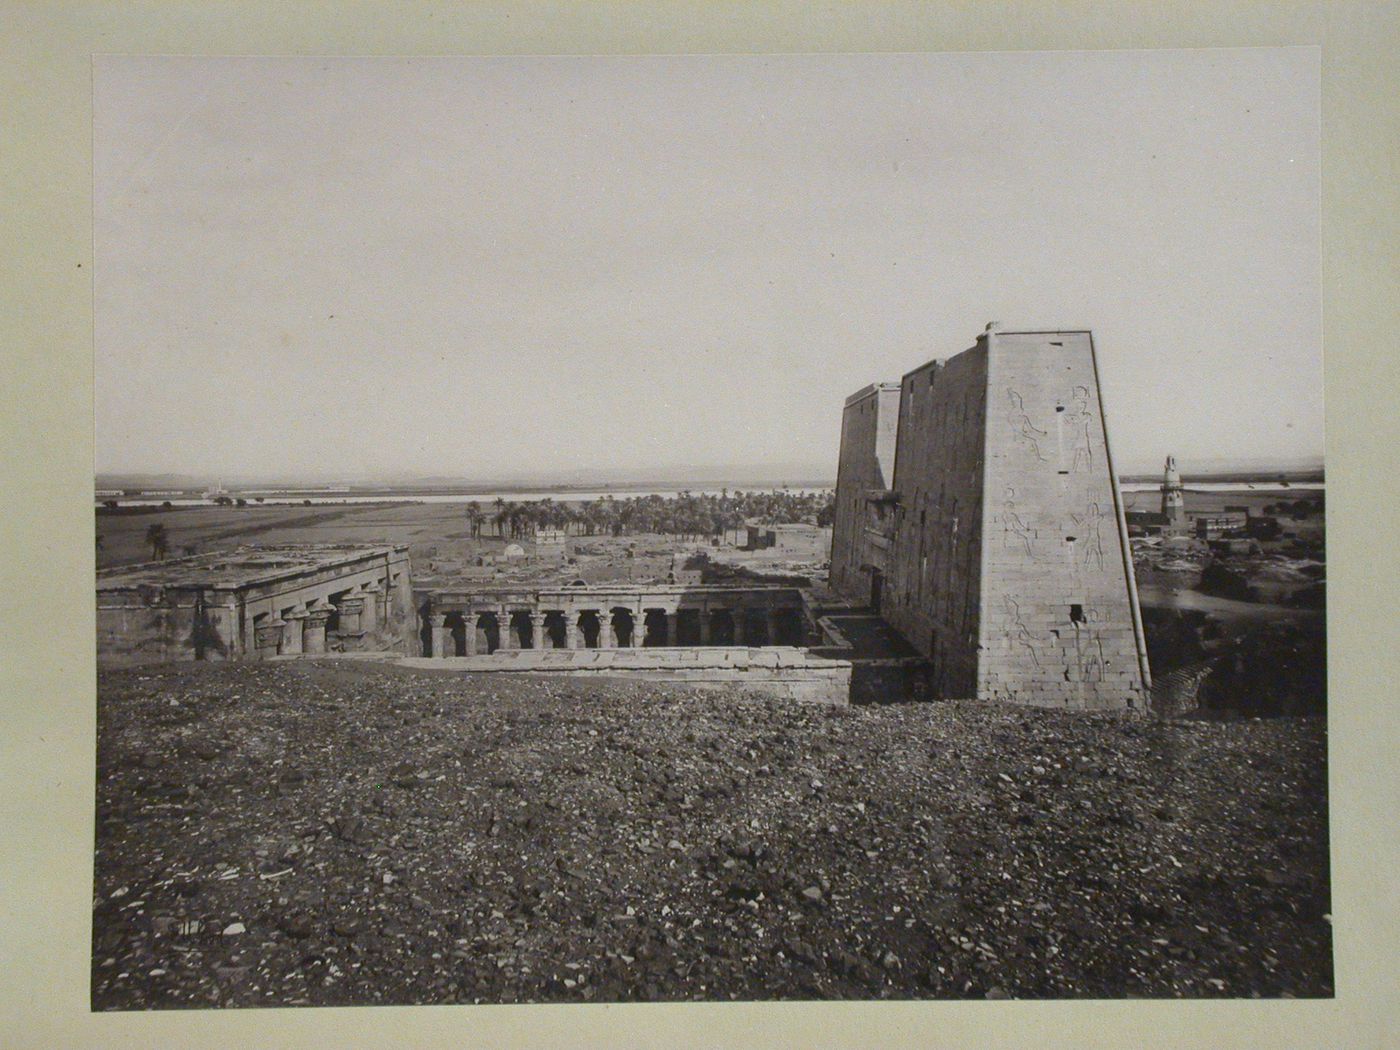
[91, 660, 1331, 1007]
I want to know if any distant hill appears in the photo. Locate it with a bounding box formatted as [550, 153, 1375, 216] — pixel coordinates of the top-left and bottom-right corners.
[97, 462, 838, 492]
[1114, 454, 1324, 479]
[99, 454, 1322, 494]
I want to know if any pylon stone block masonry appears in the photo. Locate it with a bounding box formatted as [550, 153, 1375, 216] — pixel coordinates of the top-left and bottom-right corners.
[830, 382, 902, 611]
[831, 326, 1150, 709]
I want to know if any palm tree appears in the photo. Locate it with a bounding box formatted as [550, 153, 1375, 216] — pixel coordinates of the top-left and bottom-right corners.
[145, 523, 169, 562]
[466, 503, 483, 539]
[494, 501, 514, 539]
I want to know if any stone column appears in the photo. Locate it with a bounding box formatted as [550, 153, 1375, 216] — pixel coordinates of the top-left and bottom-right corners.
[336, 595, 365, 636]
[631, 609, 647, 647]
[359, 585, 379, 633]
[303, 607, 332, 655]
[279, 609, 306, 655]
[256, 617, 285, 657]
[698, 608, 712, 645]
[565, 614, 580, 650]
[431, 613, 452, 658]
[463, 613, 479, 656]
[598, 609, 615, 648]
[497, 608, 515, 651]
[241, 607, 258, 657]
[528, 612, 544, 650]
[665, 612, 679, 647]
[733, 610, 747, 647]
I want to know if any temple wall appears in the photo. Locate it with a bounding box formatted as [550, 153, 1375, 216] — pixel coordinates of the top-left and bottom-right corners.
[882, 345, 988, 698]
[851, 328, 1149, 709]
[96, 593, 238, 667]
[976, 331, 1148, 709]
[97, 546, 414, 667]
[403, 647, 851, 705]
[830, 383, 901, 604]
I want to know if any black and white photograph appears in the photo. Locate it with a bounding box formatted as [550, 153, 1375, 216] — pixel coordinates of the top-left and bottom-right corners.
[86, 48, 1333, 1010]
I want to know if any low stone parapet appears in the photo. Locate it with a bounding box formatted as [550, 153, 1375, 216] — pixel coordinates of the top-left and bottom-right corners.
[399, 646, 851, 705]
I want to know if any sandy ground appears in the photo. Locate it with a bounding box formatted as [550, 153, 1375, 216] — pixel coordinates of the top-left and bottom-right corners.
[93, 660, 1331, 1008]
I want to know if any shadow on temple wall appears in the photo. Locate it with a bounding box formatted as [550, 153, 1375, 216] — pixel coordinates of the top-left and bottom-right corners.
[417, 599, 434, 655]
[807, 647, 931, 705]
[185, 594, 228, 660]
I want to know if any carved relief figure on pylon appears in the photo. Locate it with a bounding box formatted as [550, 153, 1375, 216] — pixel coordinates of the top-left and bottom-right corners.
[1075, 605, 1108, 682]
[1007, 388, 1048, 461]
[1003, 595, 1041, 668]
[1062, 384, 1095, 473]
[1071, 501, 1107, 572]
[1000, 486, 1037, 556]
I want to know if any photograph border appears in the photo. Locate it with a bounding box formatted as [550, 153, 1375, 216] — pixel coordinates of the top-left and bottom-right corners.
[3, 2, 1397, 1047]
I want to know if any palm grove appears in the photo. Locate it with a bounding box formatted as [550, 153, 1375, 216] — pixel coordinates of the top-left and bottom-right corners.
[465, 490, 836, 542]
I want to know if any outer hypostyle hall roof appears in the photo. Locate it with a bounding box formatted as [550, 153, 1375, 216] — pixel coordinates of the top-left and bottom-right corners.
[96, 544, 405, 591]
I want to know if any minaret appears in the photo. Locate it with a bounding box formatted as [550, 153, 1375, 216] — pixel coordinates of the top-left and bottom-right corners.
[1161, 455, 1185, 527]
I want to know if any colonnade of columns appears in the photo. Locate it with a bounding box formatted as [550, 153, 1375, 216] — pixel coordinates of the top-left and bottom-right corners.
[429, 605, 804, 657]
[266, 579, 392, 657]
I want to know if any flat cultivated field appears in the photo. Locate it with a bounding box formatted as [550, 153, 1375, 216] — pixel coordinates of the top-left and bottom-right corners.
[95, 502, 814, 591]
[96, 503, 475, 570]
[92, 660, 1332, 1007]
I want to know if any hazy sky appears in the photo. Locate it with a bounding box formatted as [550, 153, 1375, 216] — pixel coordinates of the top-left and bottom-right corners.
[94, 50, 1321, 480]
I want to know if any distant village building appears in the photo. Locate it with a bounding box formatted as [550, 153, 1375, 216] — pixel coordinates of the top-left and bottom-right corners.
[745, 522, 833, 558]
[1195, 513, 1249, 540]
[1127, 456, 1194, 537]
[830, 325, 1150, 709]
[534, 527, 568, 560]
[1161, 455, 1187, 529]
[1123, 510, 1169, 536]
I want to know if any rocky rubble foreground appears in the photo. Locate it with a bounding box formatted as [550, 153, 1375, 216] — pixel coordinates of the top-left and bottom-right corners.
[92, 661, 1331, 1008]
